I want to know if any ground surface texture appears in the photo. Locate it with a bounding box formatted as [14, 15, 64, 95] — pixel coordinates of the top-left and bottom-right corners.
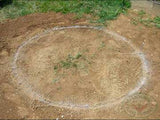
[0, 11, 160, 119]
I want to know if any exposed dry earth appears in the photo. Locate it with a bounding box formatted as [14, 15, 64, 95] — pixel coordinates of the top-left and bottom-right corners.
[0, 11, 160, 119]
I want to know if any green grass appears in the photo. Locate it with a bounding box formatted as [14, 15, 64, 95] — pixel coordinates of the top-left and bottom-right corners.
[0, 0, 131, 24]
[138, 10, 146, 16]
[153, 16, 160, 28]
[52, 52, 87, 83]
[131, 10, 160, 29]
[54, 53, 83, 70]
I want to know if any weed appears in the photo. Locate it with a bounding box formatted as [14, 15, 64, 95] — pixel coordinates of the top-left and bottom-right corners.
[54, 52, 84, 71]
[155, 24, 160, 28]
[52, 78, 59, 83]
[153, 16, 160, 28]
[138, 10, 146, 16]
[54, 65, 58, 71]
[98, 41, 106, 50]
[75, 53, 82, 59]
[60, 60, 71, 69]
[131, 18, 138, 25]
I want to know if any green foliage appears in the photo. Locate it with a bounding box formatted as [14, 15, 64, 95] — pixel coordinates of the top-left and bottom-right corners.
[131, 10, 160, 29]
[0, 0, 131, 24]
[138, 10, 146, 16]
[60, 60, 73, 69]
[54, 53, 83, 70]
[75, 53, 82, 59]
[153, 16, 160, 28]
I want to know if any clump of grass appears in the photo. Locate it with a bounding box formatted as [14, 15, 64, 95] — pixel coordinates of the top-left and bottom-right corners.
[153, 16, 160, 28]
[75, 53, 82, 59]
[54, 52, 82, 70]
[131, 18, 138, 25]
[52, 52, 91, 83]
[60, 60, 77, 69]
[0, 0, 131, 24]
[138, 10, 146, 16]
[52, 78, 59, 83]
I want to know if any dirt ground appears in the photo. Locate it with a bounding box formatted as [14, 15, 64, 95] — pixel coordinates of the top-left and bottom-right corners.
[0, 11, 160, 119]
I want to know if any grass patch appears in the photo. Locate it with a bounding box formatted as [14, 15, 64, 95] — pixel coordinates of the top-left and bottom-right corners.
[52, 52, 89, 83]
[131, 10, 160, 29]
[54, 53, 83, 71]
[153, 16, 160, 28]
[0, 0, 131, 24]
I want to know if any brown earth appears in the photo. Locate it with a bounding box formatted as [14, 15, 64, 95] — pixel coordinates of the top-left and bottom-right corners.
[0, 11, 160, 119]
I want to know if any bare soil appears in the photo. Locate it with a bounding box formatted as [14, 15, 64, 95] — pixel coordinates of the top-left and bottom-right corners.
[0, 11, 160, 119]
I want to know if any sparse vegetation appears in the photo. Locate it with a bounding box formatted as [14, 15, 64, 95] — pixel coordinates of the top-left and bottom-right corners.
[52, 52, 84, 83]
[52, 78, 59, 83]
[54, 40, 107, 74]
[131, 10, 160, 28]
[99, 41, 106, 49]
[138, 10, 146, 16]
[0, 0, 131, 24]
[153, 16, 160, 28]
[54, 53, 83, 71]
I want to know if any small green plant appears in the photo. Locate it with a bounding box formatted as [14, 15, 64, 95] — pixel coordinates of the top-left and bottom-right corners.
[54, 65, 58, 71]
[131, 18, 138, 25]
[98, 41, 106, 50]
[54, 52, 83, 71]
[52, 78, 59, 83]
[60, 60, 72, 69]
[153, 16, 160, 28]
[52, 52, 89, 82]
[75, 53, 82, 59]
[155, 24, 160, 28]
[138, 10, 146, 16]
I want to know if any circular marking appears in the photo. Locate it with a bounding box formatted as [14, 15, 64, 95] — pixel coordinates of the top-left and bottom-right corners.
[11, 26, 151, 109]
